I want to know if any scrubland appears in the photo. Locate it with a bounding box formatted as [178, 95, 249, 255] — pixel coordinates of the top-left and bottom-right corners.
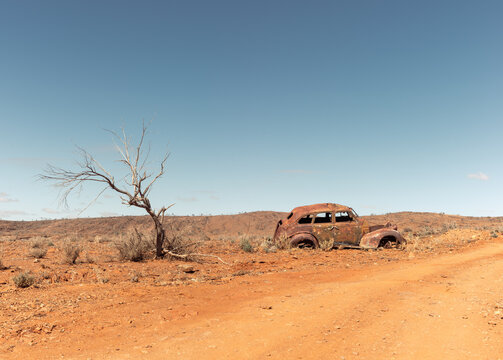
[0, 211, 502, 359]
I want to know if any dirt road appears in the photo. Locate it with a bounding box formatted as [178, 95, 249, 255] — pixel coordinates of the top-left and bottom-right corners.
[4, 239, 503, 359]
[146, 241, 503, 360]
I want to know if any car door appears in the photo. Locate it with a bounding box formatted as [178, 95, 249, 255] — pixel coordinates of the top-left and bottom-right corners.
[333, 211, 361, 245]
[311, 212, 336, 249]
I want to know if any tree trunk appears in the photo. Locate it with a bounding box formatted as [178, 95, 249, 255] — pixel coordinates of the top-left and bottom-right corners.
[147, 210, 165, 257]
[155, 223, 165, 258]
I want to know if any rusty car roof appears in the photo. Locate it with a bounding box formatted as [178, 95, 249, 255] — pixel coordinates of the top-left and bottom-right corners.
[291, 203, 351, 213]
[284, 203, 353, 223]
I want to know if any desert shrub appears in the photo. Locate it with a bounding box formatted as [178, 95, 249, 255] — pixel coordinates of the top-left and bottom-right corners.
[405, 230, 477, 253]
[115, 229, 153, 262]
[239, 236, 254, 253]
[0, 258, 6, 270]
[405, 235, 428, 252]
[275, 233, 291, 250]
[417, 226, 436, 237]
[13, 271, 35, 288]
[260, 237, 277, 253]
[403, 228, 413, 233]
[61, 240, 81, 264]
[29, 247, 47, 259]
[47, 241, 54, 247]
[441, 222, 458, 232]
[31, 238, 46, 248]
[163, 221, 202, 259]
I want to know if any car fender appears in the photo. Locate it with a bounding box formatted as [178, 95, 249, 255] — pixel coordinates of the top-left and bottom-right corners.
[290, 233, 320, 248]
[359, 229, 405, 249]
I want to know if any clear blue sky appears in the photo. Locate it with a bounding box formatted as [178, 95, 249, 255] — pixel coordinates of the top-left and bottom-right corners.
[1, 0, 502, 220]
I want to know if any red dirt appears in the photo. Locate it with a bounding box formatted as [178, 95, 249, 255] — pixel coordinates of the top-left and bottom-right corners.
[1, 212, 502, 359]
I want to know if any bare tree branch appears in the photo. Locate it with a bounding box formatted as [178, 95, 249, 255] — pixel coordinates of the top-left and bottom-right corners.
[39, 123, 172, 257]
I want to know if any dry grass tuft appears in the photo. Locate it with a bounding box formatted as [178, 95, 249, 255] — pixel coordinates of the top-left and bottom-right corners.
[404, 229, 480, 253]
[260, 237, 278, 253]
[61, 240, 81, 264]
[13, 271, 35, 288]
[114, 230, 153, 262]
[163, 221, 202, 260]
[29, 247, 48, 259]
[239, 236, 254, 253]
[274, 233, 291, 250]
[31, 238, 46, 249]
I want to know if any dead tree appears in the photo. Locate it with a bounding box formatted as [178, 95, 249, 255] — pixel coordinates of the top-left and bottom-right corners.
[39, 123, 172, 258]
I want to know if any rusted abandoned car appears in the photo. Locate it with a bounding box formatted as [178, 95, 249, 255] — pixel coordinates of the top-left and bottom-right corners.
[273, 203, 405, 250]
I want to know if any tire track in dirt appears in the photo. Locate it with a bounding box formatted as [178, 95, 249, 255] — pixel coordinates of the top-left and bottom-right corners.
[148, 241, 503, 360]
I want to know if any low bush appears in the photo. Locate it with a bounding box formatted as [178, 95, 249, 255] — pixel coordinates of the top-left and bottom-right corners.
[163, 221, 201, 260]
[443, 222, 458, 231]
[260, 237, 277, 253]
[61, 241, 81, 264]
[29, 248, 48, 259]
[13, 271, 35, 288]
[417, 226, 436, 237]
[31, 238, 46, 248]
[275, 233, 291, 250]
[239, 237, 254, 253]
[115, 230, 153, 262]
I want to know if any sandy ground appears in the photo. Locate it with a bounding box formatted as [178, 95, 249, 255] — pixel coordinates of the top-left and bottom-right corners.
[1, 234, 502, 359]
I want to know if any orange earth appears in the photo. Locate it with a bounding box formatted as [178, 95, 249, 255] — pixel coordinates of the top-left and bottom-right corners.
[0, 211, 502, 359]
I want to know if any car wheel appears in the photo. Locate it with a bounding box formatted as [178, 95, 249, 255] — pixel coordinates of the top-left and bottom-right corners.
[379, 236, 398, 249]
[290, 234, 318, 249]
[297, 240, 315, 249]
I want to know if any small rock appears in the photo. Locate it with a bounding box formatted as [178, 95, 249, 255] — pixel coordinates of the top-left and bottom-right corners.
[178, 265, 196, 273]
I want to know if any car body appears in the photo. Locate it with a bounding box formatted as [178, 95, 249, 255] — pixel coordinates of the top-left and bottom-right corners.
[273, 203, 405, 250]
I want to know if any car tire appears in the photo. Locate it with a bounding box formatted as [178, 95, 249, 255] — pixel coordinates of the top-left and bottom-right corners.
[379, 236, 404, 249]
[290, 234, 318, 249]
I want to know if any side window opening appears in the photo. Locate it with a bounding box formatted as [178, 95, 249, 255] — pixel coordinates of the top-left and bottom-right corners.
[298, 214, 313, 224]
[287, 212, 293, 220]
[335, 211, 353, 223]
[314, 212, 332, 224]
